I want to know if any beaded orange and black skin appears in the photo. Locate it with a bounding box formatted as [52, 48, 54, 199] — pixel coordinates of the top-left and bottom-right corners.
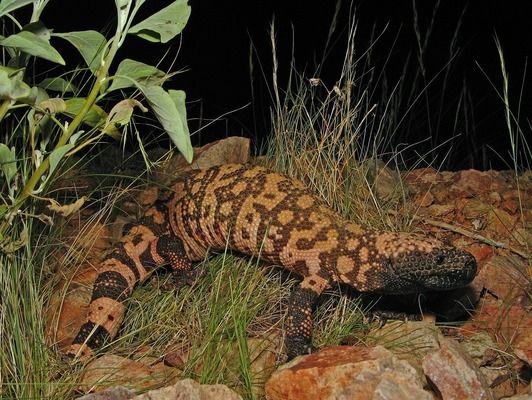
[67, 164, 477, 360]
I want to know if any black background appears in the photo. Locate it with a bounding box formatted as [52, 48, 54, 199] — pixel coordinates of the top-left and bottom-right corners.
[39, 0, 531, 170]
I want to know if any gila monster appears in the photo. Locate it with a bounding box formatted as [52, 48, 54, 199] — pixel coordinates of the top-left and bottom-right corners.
[67, 163, 477, 360]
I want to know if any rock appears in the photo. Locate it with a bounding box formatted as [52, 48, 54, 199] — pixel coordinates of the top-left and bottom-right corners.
[368, 320, 440, 374]
[153, 136, 251, 185]
[456, 170, 493, 193]
[488, 191, 502, 205]
[459, 198, 491, 221]
[46, 276, 94, 350]
[422, 336, 492, 400]
[191, 136, 250, 170]
[466, 244, 494, 264]
[162, 335, 279, 398]
[459, 332, 514, 397]
[427, 204, 455, 217]
[364, 158, 408, 203]
[133, 378, 242, 400]
[403, 168, 440, 185]
[461, 298, 532, 368]
[247, 336, 279, 399]
[78, 355, 180, 393]
[513, 227, 532, 248]
[76, 386, 135, 400]
[265, 345, 433, 400]
[471, 256, 530, 305]
[414, 190, 434, 208]
[502, 198, 519, 214]
[514, 338, 532, 367]
[514, 328, 532, 366]
[486, 208, 517, 237]
[501, 395, 532, 400]
[460, 332, 499, 365]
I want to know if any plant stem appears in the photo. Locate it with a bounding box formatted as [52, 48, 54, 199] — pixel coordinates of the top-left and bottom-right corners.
[0, 30, 122, 236]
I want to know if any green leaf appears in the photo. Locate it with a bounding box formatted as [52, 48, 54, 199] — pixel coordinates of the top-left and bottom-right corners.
[0, 0, 33, 18]
[0, 143, 16, 185]
[128, 0, 191, 43]
[44, 131, 81, 187]
[168, 89, 189, 148]
[48, 143, 75, 179]
[23, 21, 51, 41]
[108, 59, 167, 92]
[140, 85, 193, 162]
[0, 205, 7, 219]
[63, 98, 107, 128]
[0, 31, 65, 65]
[38, 77, 78, 93]
[116, 0, 133, 32]
[0, 68, 32, 101]
[53, 31, 107, 74]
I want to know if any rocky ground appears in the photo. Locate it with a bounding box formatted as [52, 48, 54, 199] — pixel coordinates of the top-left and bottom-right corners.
[46, 137, 531, 399]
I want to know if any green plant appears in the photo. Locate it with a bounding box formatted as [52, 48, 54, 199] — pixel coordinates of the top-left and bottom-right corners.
[0, 1, 193, 397]
[0, 0, 193, 240]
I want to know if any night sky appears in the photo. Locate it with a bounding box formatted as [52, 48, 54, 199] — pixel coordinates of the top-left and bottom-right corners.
[40, 0, 531, 170]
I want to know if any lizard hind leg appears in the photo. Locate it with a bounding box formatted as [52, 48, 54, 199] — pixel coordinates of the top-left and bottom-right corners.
[67, 210, 175, 359]
[68, 260, 131, 358]
[285, 276, 330, 360]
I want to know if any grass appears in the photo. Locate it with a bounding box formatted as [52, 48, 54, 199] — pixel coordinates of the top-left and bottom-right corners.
[1, 4, 531, 400]
[1, 226, 50, 398]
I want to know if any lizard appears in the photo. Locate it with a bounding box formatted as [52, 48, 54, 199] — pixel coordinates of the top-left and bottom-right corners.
[66, 163, 477, 360]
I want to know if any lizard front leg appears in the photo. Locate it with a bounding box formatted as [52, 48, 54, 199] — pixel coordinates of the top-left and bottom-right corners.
[155, 233, 207, 292]
[285, 275, 329, 360]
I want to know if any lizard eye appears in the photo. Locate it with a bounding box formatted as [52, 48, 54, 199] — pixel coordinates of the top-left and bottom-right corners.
[435, 255, 445, 265]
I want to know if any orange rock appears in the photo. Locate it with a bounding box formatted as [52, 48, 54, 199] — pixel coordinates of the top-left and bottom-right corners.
[488, 191, 502, 205]
[470, 256, 529, 305]
[422, 337, 491, 400]
[467, 244, 494, 264]
[461, 299, 532, 352]
[486, 208, 517, 237]
[414, 191, 434, 207]
[457, 169, 493, 193]
[265, 346, 432, 400]
[427, 204, 455, 218]
[134, 378, 242, 400]
[78, 355, 180, 394]
[403, 168, 439, 184]
[501, 198, 519, 214]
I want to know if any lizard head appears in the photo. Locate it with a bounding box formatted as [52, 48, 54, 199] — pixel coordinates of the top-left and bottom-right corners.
[356, 233, 477, 294]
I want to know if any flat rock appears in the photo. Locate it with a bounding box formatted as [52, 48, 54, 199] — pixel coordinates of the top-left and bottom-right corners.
[363, 158, 408, 203]
[265, 345, 433, 400]
[368, 320, 440, 374]
[77, 386, 135, 400]
[133, 378, 242, 400]
[153, 136, 251, 185]
[78, 355, 180, 394]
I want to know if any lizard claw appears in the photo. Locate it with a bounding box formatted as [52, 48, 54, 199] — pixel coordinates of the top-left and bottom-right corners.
[161, 264, 208, 292]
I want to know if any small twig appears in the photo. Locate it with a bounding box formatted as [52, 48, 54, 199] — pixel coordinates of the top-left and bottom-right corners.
[387, 210, 530, 259]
